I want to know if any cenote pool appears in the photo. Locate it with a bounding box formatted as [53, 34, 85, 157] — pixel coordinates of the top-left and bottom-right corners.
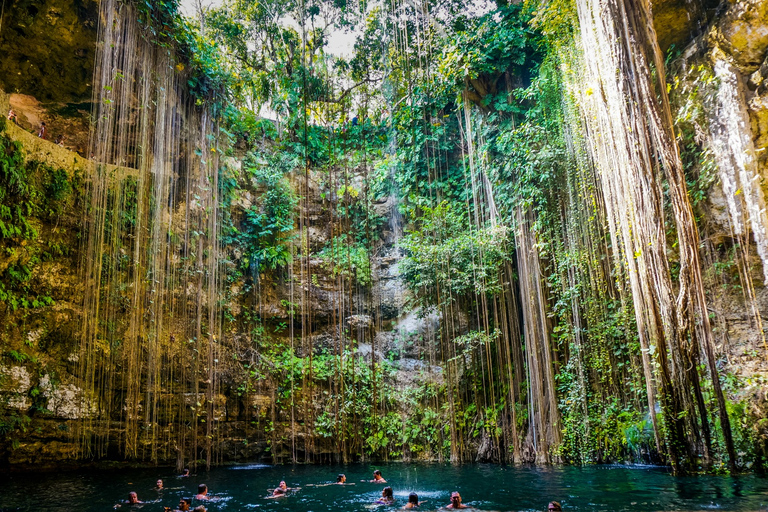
[2, 463, 767, 512]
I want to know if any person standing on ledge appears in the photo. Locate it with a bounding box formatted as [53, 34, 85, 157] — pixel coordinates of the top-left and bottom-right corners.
[370, 470, 387, 483]
[446, 492, 467, 509]
[37, 122, 46, 139]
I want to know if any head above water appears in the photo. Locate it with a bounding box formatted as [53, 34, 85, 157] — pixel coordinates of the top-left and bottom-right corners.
[382, 487, 393, 499]
[156, 479, 163, 488]
[548, 502, 562, 511]
[128, 492, 139, 504]
[178, 498, 191, 511]
[409, 493, 419, 505]
[450, 492, 461, 504]
[182, 468, 190, 476]
[337, 474, 346, 483]
[279, 481, 287, 489]
[197, 484, 207, 494]
[193, 506, 207, 512]
[373, 470, 383, 479]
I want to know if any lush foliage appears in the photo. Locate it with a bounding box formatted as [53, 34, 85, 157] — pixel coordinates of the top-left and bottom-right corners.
[195, 0, 764, 468]
[400, 202, 511, 310]
[0, 122, 78, 312]
[3, 0, 764, 471]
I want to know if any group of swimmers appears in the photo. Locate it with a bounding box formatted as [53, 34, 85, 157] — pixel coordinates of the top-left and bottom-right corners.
[118, 468, 564, 511]
[273, 470, 562, 511]
[116, 470, 209, 511]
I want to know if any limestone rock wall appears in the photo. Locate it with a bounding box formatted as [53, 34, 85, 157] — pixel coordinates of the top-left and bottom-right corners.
[674, 0, 768, 457]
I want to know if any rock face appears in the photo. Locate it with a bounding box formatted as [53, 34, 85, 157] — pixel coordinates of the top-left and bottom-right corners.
[0, 0, 98, 103]
[712, 0, 768, 71]
[702, 0, 768, 253]
[709, 0, 768, 185]
[652, 0, 718, 53]
[0, 88, 438, 467]
[670, 0, 768, 458]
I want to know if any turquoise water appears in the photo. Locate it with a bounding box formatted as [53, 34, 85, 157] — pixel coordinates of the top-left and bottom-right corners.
[2, 463, 767, 512]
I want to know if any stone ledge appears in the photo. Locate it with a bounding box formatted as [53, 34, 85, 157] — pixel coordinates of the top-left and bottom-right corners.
[2, 88, 138, 180]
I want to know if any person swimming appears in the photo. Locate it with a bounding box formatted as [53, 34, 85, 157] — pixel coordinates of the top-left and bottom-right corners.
[370, 470, 386, 483]
[175, 498, 191, 512]
[180, 469, 190, 477]
[195, 484, 209, 500]
[405, 493, 424, 509]
[337, 474, 347, 484]
[272, 481, 289, 496]
[548, 502, 562, 511]
[115, 491, 142, 507]
[155, 480, 163, 490]
[376, 486, 394, 505]
[446, 492, 467, 509]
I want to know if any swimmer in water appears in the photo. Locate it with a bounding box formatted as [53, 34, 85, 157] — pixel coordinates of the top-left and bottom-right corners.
[115, 491, 142, 507]
[193, 507, 206, 512]
[180, 469, 190, 477]
[175, 498, 191, 512]
[548, 502, 562, 511]
[375, 487, 394, 505]
[272, 481, 289, 496]
[446, 492, 467, 509]
[308, 474, 350, 488]
[370, 470, 386, 483]
[155, 480, 164, 490]
[195, 484, 209, 500]
[405, 493, 424, 509]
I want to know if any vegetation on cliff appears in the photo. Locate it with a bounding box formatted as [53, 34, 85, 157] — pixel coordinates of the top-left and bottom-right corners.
[1, 0, 767, 473]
